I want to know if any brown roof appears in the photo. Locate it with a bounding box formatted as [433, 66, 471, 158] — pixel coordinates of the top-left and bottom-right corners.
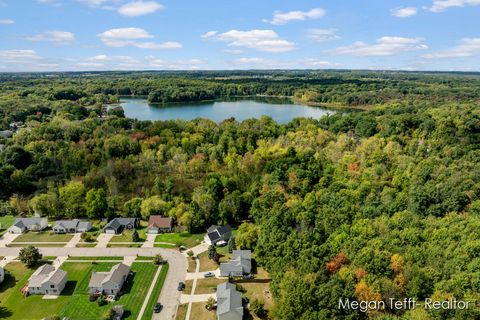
[148, 215, 173, 229]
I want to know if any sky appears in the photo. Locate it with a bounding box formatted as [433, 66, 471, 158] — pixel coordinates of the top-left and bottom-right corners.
[0, 0, 479, 72]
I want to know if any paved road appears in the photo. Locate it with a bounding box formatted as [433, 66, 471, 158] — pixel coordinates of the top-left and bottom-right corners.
[0, 246, 186, 320]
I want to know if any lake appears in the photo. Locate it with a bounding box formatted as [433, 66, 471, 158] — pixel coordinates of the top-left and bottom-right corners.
[115, 97, 333, 124]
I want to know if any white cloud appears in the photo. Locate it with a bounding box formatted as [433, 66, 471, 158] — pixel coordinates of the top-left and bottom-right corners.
[308, 29, 340, 42]
[264, 8, 325, 25]
[201, 31, 217, 39]
[203, 29, 295, 53]
[27, 31, 75, 44]
[391, 7, 418, 17]
[86, 54, 111, 61]
[329, 36, 428, 56]
[423, 38, 480, 58]
[97, 27, 180, 49]
[231, 57, 342, 69]
[428, 0, 480, 12]
[0, 19, 14, 24]
[118, 1, 163, 16]
[0, 49, 39, 60]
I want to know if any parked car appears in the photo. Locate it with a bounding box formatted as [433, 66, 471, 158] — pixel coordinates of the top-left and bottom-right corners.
[154, 303, 163, 313]
[204, 272, 215, 278]
[216, 240, 227, 246]
[177, 282, 185, 291]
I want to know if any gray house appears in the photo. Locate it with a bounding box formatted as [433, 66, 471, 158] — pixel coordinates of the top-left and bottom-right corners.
[8, 217, 48, 234]
[104, 218, 139, 234]
[53, 219, 92, 233]
[0, 266, 4, 283]
[28, 264, 67, 295]
[88, 263, 130, 296]
[204, 225, 232, 245]
[220, 250, 252, 277]
[216, 282, 243, 320]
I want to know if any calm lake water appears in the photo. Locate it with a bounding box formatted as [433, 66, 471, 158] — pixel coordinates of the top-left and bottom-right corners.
[116, 97, 333, 124]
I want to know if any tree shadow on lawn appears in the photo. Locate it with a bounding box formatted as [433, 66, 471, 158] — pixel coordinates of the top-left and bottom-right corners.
[60, 280, 78, 296]
[0, 273, 18, 293]
[0, 306, 13, 319]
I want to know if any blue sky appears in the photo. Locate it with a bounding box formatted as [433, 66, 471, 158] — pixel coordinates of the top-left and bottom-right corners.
[0, 0, 479, 71]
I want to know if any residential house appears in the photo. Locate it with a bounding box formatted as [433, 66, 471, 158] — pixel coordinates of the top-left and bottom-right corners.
[27, 264, 67, 295]
[88, 263, 131, 296]
[8, 217, 48, 234]
[216, 282, 243, 320]
[147, 215, 173, 234]
[219, 250, 252, 277]
[0, 266, 4, 283]
[204, 225, 232, 246]
[112, 305, 124, 320]
[53, 219, 92, 234]
[0, 130, 13, 139]
[103, 218, 139, 234]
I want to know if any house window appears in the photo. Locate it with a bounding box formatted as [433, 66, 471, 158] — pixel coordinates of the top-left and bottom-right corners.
[50, 285, 55, 288]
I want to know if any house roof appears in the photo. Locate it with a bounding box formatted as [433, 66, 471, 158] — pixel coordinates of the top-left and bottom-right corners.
[148, 215, 173, 229]
[89, 263, 130, 288]
[206, 225, 231, 242]
[216, 282, 243, 319]
[54, 219, 80, 229]
[105, 218, 138, 230]
[220, 250, 252, 276]
[28, 264, 67, 287]
[11, 217, 47, 229]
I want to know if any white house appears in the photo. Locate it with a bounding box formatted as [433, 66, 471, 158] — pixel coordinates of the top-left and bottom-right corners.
[204, 225, 232, 246]
[8, 217, 48, 234]
[28, 264, 67, 295]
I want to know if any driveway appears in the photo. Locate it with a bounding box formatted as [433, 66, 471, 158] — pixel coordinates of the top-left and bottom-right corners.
[185, 243, 209, 256]
[95, 233, 114, 247]
[65, 233, 82, 248]
[180, 293, 216, 304]
[142, 233, 156, 248]
[0, 246, 187, 320]
[0, 233, 19, 247]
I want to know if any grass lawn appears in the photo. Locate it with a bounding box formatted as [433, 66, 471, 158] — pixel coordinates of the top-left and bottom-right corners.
[76, 243, 97, 247]
[0, 262, 73, 320]
[175, 304, 188, 320]
[235, 267, 274, 316]
[107, 243, 143, 248]
[66, 256, 124, 261]
[8, 243, 66, 247]
[198, 252, 219, 272]
[187, 257, 196, 272]
[0, 215, 15, 235]
[136, 256, 155, 260]
[109, 229, 146, 243]
[59, 262, 159, 319]
[190, 302, 216, 320]
[153, 242, 177, 248]
[184, 280, 193, 294]
[192, 278, 224, 294]
[142, 264, 169, 320]
[155, 232, 203, 248]
[13, 231, 73, 242]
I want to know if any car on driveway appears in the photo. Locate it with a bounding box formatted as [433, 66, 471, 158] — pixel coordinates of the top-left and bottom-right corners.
[177, 282, 185, 291]
[154, 302, 163, 313]
[204, 272, 215, 278]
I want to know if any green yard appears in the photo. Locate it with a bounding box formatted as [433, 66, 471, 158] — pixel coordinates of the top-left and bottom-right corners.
[0, 261, 165, 320]
[155, 232, 204, 248]
[13, 231, 73, 243]
[59, 262, 160, 319]
[0, 215, 15, 235]
[0, 262, 73, 320]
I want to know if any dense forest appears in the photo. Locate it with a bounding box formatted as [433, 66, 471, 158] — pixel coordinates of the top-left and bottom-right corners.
[1, 70, 480, 319]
